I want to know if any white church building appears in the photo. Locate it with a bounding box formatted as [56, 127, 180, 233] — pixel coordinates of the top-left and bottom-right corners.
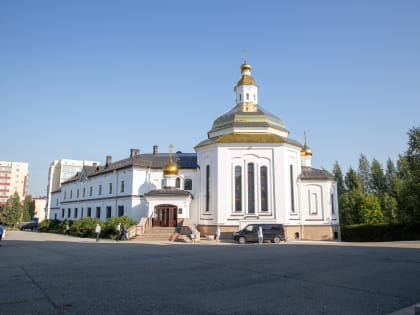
[49, 60, 339, 240]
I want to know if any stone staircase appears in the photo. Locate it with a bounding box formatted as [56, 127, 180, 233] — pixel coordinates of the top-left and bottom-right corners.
[133, 226, 184, 242]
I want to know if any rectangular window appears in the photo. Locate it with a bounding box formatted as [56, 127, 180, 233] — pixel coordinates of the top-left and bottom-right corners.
[109, 183, 112, 194]
[331, 194, 335, 214]
[184, 179, 192, 190]
[83, 188, 85, 197]
[89, 186, 92, 196]
[248, 163, 255, 213]
[54, 213, 57, 220]
[311, 193, 318, 214]
[260, 166, 268, 211]
[74, 208, 78, 218]
[96, 207, 101, 219]
[205, 165, 210, 212]
[81, 207, 84, 218]
[67, 208, 71, 218]
[106, 206, 111, 218]
[77, 189, 79, 198]
[87, 207, 92, 217]
[70, 190, 72, 199]
[290, 165, 295, 213]
[99, 185, 102, 195]
[64, 191, 66, 200]
[62, 208, 65, 217]
[235, 166, 242, 211]
[118, 205, 124, 217]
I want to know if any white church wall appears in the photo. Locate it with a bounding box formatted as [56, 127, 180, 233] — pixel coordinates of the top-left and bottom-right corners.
[299, 180, 337, 225]
[196, 146, 218, 224]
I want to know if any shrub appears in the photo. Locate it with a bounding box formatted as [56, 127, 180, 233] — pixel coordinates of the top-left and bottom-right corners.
[341, 222, 420, 242]
[71, 217, 103, 238]
[104, 216, 136, 239]
[38, 219, 68, 233]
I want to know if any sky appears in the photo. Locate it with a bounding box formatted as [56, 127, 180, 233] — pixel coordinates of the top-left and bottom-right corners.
[1, 0, 419, 197]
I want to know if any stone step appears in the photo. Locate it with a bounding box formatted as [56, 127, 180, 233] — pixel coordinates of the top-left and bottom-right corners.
[134, 226, 180, 242]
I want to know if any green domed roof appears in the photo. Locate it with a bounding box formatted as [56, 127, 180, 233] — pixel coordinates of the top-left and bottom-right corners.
[209, 104, 287, 134]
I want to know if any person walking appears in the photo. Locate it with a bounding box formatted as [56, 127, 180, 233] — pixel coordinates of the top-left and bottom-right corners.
[258, 226, 263, 244]
[95, 223, 101, 242]
[0, 222, 4, 245]
[151, 211, 156, 226]
[191, 224, 197, 244]
[121, 224, 128, 241]
[66, 223, 70, 235]
[116, 223, 121, 241]
[215, 225, 220, 243]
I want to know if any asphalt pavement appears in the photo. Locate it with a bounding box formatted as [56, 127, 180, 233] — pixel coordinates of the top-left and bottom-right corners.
[1, 231, 419, 315]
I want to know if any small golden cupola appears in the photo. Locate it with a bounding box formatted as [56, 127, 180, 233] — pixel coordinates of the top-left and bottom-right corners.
[234, 50, 259, 112]
[163, 144, 179, 176]
[301, 132, 313, 167]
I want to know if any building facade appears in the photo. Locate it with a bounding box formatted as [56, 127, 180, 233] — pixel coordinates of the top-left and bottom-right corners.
[33, 196, 47, 222]
[0, 161, 29, 205]
[49, 61, 339, 240]
[46, 159, 99, 219]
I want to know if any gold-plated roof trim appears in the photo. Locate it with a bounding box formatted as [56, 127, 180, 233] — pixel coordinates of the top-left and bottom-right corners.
[195, 133, 302, 149]
[235, 74, 257, 88]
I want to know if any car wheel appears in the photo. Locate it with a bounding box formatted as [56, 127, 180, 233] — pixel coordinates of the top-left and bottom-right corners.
[273, 236, 281, 243]
[238, 236, 246, 244]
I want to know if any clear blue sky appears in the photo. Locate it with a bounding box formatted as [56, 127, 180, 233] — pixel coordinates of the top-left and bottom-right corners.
[1, 0, 419, 197]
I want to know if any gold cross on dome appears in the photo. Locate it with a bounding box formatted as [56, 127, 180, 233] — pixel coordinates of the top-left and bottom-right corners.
[244, 48, 247, 63]
[169, 144, 173, 161]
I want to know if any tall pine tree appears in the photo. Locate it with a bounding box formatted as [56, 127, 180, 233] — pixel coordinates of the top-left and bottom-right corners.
[358, 154, 372, 193]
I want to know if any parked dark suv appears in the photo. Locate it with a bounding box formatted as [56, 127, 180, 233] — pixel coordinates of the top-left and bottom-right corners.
[233, 224, 286, 244]
[19, 222, 38, 231]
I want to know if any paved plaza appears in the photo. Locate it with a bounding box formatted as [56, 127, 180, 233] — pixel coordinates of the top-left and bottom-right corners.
[1, 231, 419, 314]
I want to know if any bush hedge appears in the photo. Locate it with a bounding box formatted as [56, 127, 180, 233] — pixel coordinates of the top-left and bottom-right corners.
[39, 216, 136, 239]
[341, 222, 420, 242]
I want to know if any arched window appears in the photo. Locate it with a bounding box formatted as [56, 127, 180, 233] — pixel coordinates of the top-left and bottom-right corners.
[290, 165, 295, 212]
[246, 93, 249, 100]
[205, 165, 210, 212]
[239, 94, 242, 101]
[176, 177, 181, 188]
[235, 166, 242, 211]
[260, 166, 268, 211]
[248, 163, 255, 213]
[184, 178, 192, 190]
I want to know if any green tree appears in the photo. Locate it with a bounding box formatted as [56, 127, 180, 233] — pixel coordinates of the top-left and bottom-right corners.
[339, 190, 364, 225]
[344, 167, 362, 191]
[358, 154, 372, 193]
[381, 193, 398, 223]
[360, 194, 384, 224]
[385, 158, 400, 196]
[22, 195, 34, 222]
[398, 127, 420, 223]
[332, 161, 346, 196]
[2, 192, 23, 226]
[371, 159, 386, 195]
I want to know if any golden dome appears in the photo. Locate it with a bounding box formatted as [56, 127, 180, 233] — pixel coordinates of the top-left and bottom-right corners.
[163, 159, 178, 175]
[300, 132, 312, 156]
[300, 146, 313, 156]
[163, 144, 179, 175]
[241, 62, 252, 72]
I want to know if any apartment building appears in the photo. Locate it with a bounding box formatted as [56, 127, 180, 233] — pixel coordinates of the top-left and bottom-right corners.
[0, 161, 29, 205]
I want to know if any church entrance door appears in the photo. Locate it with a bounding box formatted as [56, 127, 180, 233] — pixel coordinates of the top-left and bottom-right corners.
[155, 205, 177, 227]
